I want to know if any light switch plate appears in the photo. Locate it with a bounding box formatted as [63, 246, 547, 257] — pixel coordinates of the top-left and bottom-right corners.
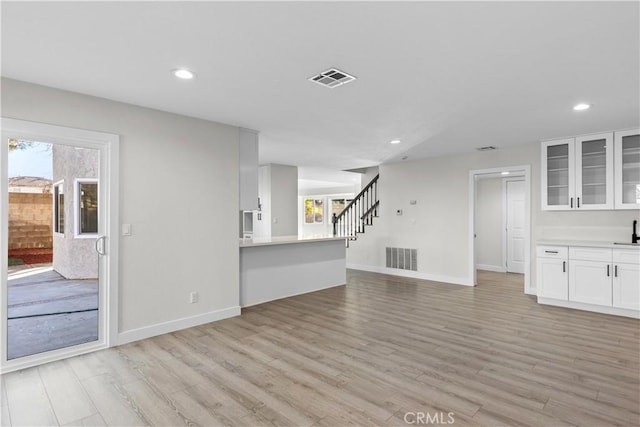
[122, 223, 132, 236]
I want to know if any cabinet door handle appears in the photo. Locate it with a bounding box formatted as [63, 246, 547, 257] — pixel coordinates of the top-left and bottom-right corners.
[577, 197, 580, 208]
[563, 261, 566, 273]
[570, 197, 573, 208]
[545, 250, 558, 254]
[615, 265, 618, 277]
[607, 264, 610, 277]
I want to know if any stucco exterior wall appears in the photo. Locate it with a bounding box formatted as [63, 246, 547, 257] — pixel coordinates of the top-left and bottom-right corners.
[52, 144, 99, 279]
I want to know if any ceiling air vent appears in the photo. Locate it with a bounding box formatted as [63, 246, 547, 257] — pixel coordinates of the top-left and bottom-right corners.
[477, 146, 497, 151]
[308, 68, 356, 88]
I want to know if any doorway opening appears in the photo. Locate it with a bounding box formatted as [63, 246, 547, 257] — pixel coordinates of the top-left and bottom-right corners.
[1, 118, 119, 373]
[6, 141, 100, 360]
[469, 166, 533, 294]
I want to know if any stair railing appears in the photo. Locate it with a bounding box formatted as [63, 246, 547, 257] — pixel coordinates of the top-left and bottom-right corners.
[332, 174, 379, 240]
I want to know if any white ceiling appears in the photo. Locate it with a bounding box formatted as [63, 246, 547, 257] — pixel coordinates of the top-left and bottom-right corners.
[2, 2, 639, 171]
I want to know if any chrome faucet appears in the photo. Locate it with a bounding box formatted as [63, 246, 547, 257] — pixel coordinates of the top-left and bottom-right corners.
[633, 220, 638, 244]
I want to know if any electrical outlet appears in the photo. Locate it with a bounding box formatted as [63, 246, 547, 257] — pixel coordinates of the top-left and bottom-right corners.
[189, 291, 199, 304]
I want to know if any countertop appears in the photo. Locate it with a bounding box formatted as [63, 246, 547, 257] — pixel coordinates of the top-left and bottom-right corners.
[537, 240, 640, 249]
[239, 234, 348, 248]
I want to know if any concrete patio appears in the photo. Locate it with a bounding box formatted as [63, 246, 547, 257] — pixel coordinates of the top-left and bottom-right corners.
[7, 264, 98, 360]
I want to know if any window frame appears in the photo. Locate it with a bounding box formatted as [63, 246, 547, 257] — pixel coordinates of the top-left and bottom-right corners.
[52, 180, 65, 236]
[303, 197, 325, 224]
[330, 197, 349, 217]
[74, 178, 99, 238]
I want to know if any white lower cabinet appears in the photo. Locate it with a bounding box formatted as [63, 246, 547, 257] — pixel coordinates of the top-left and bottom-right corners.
[536, 247, 568, 300]
[537, 244, 639, 318]
[613, 262, 640, 310]
[569, 260, 612, 306]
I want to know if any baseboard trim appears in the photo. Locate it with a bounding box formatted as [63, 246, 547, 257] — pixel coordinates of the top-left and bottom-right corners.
[117, 306, 241, 345]
[476, 264, 507, 273]
[347, 263, 473, 286]
[538, 297, 640, 319]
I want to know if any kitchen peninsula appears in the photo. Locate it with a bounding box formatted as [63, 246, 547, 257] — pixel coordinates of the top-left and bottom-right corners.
[239, 235, 347, 307]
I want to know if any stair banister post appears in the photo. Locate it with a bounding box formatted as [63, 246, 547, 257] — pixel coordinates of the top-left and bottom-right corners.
[332, 213, 338, 236]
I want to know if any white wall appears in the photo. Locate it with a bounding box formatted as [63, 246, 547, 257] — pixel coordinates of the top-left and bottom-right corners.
[347, 141, 640, 288]
[266, 164, 298, 237]
[2, 78, 240, 337]
[359, 166, 379, 190]
[299, 185, 359, 197]
[476, 177, 503, 271]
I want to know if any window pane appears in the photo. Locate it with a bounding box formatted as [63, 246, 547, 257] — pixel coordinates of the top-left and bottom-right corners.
[332, 199, 346, 216]
[304, 199, 314, 223]
[55, 183, 64, 234]
[314, 199, 324, 223]
[79, 182, 98, 234]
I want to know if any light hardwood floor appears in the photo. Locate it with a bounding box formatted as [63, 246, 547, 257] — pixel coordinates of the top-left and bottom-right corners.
[1, 269, 639, 426]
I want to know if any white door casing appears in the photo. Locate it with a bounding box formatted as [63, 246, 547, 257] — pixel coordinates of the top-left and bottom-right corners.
[468, 165, 532, 294]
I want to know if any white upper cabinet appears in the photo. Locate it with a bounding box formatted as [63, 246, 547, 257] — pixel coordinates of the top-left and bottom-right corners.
[541, 132, 614, 210]
[614, 129, 640, 209]
[575, 133, 614, 210]
[541, 138, 575, 210]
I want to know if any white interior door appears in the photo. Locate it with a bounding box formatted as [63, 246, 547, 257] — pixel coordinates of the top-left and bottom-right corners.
[505, 179, 525, 274]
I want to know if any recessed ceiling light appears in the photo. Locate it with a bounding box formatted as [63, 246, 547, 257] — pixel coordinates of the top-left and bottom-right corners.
[573, 103, 590, 111]
[173, 69, 195, 80]
[390, 140, 401, 145]
[501, 171, 510, 175]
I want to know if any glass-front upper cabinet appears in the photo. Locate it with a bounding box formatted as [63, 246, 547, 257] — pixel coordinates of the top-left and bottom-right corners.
[615, 129, 640, 209]
[541, 138, 575, 210]
[575, 133, 614, 210]
[541, 133, 614, 211]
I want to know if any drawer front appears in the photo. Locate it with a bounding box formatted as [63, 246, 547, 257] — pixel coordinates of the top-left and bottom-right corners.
[613, 249, 640, 265]
[569, 247, 612, 262]
[537, 246, 568, 259]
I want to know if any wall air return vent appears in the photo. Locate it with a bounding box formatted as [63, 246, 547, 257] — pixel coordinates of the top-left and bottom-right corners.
[386, 247, 418, 271]
[308, 68, 356, 88]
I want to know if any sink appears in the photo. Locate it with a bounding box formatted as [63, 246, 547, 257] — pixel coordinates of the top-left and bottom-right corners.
[613, 242, 640, 246]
